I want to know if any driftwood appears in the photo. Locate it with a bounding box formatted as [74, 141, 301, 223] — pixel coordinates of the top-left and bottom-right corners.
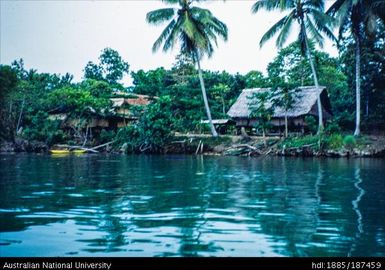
[170, 140, 186, 144]
[90, 141, 115, 150]
[139, 143, 152, 152]
[55, 141, 115, 153]
[224, 144, 263, 156]
[55, 144, 99, 153]
[195, 140, 202, 155]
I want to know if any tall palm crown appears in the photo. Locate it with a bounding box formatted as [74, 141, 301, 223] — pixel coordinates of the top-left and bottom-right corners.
[146, 0, 228, 59]
[252, 0, 336, 53]
[328, 0, 384, 36]
[146, 0, 228, 137]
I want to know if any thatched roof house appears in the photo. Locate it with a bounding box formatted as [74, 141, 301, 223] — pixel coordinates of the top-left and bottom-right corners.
[110, 94, 155, 120]
[48, 93, 156, 130]
[227, 86, 332, 129]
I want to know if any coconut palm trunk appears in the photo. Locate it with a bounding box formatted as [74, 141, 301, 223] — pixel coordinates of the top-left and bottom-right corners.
[304, 30, 324, 133]
[284, 112, 288, 138]
[194, 52, 218, 137]
[262, 128, 267, 147]
[354, 38, 361, 136]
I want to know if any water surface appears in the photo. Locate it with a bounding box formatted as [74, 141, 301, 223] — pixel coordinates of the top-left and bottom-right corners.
[0, 154, 384, 257]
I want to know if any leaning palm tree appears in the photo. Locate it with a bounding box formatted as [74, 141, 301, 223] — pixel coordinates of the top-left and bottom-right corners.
[146, 0, 228, 137]
[328, 0, 384, 136]
[252, 0, 336, 133]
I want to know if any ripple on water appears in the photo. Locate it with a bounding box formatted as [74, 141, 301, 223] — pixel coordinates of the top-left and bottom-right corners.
[67, 194, 85, 198]
[0, 208, 29, 213]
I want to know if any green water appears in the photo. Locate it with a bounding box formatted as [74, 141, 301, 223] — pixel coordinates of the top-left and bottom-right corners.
[0, 154, 384, 257]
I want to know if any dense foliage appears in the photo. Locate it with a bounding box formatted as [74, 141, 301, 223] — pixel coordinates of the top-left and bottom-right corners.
[0, 10, 384, 150]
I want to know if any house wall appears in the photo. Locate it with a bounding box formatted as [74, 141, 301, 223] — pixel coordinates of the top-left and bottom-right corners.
[234, 117, 306, 127]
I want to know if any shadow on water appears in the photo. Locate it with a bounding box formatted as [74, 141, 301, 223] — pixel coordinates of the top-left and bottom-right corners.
[0, 153, 384, 256]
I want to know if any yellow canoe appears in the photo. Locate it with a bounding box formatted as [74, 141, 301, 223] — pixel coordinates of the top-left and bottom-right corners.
[72, 149, 86, 154]
[49, 149, 86, 154]
[50, 149, 70, 154]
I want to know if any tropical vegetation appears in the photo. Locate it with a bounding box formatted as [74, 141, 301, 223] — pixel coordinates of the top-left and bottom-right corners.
[0, 0, 384, 154]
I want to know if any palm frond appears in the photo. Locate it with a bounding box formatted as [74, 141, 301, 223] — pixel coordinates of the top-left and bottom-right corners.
[326, 0, 347, 16]
[305, 0, 324, 12]
[306, 16, 324, 47]
[191, 7, 228, 41]
[146, 8, 175, 25]
[161, 0, 179, 4]
[152, 19, 177, 52]
[275, 12, 295, 48]
[310, 9, 337, 42]
[259, 14, 289, 47]
[252, 0, 283, 13]
[161, 17, 184, 52]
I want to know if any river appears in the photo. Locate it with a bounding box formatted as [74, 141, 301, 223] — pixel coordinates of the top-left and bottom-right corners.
[0, 154, 384, 257]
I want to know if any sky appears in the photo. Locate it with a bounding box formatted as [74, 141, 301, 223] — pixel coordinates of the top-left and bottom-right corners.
[0, 0, 338, 86]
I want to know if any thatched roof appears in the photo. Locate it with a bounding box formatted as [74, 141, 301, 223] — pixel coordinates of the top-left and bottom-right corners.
[200, 119, 231, 125]
[110, 94, 154, 107]
[227, 86, 332, 119]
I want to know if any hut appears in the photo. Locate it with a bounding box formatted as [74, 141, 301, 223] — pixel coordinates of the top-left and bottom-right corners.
[200, 119, 234, 134]
[109, 94, 155, 127]
[48, 93, 155, 130]
[227, 86, 332, 134]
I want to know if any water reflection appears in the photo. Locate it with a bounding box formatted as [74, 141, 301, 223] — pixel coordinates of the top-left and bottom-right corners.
[348, 164, 365, 256]
[0, 154, 384, 256]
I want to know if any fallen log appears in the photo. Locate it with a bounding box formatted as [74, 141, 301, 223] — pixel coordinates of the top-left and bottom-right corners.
[90, 141, 115, 150]
[54, 144, 99, 153]
[195, 140, 202, 155]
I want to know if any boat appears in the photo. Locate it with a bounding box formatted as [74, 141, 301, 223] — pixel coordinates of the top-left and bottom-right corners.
[49, 149, 70, 154]
[72, 149, 86, 154]
[49, 149, 87, 154]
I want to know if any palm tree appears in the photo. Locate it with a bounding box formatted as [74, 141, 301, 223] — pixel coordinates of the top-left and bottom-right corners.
[146, 0, 228, 137]
[252, 0, 336, 133]
[328, 0, 384, 136]
[366, 0, 385, 25]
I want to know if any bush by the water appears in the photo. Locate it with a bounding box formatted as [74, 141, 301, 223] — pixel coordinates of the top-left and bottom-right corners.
[22, 111, 66, 146]
[324, 134, 343, 149]
[113, 96, 174, 153]
[343, 135, 356, 150]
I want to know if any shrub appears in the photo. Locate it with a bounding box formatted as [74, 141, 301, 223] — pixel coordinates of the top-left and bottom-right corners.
[99, 129, 116, 144]
[114, 125, 140, 153]
[343, 135, 356, 150]
[305, 115, 317, 135]
[325, 120, 341, 134]
[324, 134, 343, 149]
[23, 111, 66, 145]
[114, 96, 174, 153]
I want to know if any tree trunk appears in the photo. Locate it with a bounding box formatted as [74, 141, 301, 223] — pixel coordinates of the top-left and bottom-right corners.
[240, 126, 249, 138]
[262, 129, 267, 147]
[354, 39, 361, 136]
[16, 96, 25, 134]
[284, 111, 288, 138]
[194, 52, 218, 137]
[304, 32, 323, 133]
[221, 96, 226, 116]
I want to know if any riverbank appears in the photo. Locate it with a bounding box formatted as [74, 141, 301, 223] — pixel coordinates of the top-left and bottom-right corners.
[1, 134, 385, 157]
[166, 134, 385, 158]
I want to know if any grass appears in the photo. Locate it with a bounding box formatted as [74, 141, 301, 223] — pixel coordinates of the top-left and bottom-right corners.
[278, 133, 370, 151]
[279, 135, 320, 149]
